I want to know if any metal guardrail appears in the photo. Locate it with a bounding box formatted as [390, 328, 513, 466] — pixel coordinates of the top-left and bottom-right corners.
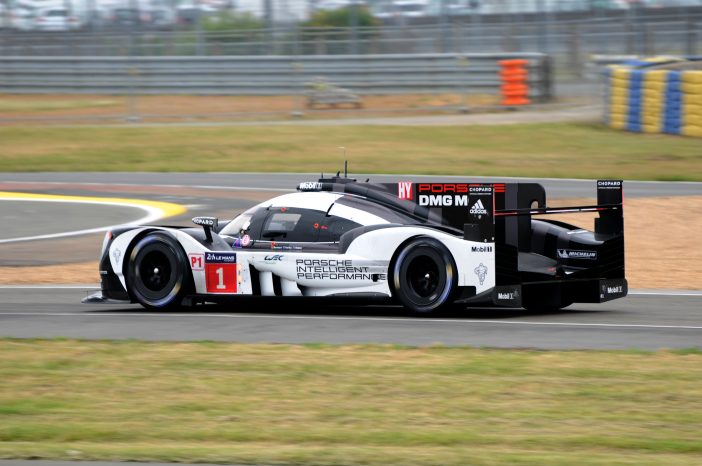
[0, 53, 553, 99]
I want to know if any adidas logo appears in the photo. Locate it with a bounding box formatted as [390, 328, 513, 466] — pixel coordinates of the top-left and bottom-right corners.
[470, 199, 488, 215]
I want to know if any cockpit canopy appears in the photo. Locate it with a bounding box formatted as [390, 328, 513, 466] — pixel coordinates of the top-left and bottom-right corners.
[219, 191, 418, 243]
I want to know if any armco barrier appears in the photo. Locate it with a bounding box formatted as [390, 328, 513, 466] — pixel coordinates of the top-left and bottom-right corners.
[605, 59, 702, 138]
[0, 53, 552, 99]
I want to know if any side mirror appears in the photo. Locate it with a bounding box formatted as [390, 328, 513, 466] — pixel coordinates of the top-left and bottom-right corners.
[192, 217, 218, 242]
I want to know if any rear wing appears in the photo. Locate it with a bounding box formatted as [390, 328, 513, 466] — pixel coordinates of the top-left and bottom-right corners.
[492, 180, 623, 236]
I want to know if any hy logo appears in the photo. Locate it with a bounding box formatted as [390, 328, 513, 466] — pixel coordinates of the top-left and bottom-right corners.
[474, 263, 488, 285]
[398, 181, 413, 200]
[470, 199, 488, 215]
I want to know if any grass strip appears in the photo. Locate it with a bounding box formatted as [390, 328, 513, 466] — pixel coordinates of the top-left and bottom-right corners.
[0, 99, 119, 113]
[1, 123, 701, 180]
[0, 339, 701, 465]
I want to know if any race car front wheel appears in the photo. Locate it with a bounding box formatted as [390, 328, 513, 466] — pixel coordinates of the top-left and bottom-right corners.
[391, 237, 458, 313]
[126, 232, 191, 310]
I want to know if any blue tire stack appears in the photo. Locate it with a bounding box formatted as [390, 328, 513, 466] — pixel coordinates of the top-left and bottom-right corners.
[663, 72, 682, 135]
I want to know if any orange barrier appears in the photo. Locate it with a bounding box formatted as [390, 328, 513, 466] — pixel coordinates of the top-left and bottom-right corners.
[499, 59, 530, 106]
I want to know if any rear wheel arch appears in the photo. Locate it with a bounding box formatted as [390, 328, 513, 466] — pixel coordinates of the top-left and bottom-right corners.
[389, 235, 459, 313]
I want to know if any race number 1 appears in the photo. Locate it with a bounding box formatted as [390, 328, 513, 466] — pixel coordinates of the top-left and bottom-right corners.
[204, 253, 237, 293]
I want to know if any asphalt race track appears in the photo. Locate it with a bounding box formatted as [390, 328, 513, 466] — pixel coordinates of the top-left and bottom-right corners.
[0, 172, 700, 350]
[0, 287, 700, 350]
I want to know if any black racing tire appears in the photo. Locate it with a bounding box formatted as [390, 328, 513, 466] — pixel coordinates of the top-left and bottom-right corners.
[391, 237, 458, 314]
[126, 232, 191, 310]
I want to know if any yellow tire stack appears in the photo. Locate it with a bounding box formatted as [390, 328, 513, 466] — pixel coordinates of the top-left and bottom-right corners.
[641, 70, 668, 134]
[608, 68, 630, 130]
[681, 72, 702, 138]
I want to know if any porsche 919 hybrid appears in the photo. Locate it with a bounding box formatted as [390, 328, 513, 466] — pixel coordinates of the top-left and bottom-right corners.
[85, 176, 627, 313]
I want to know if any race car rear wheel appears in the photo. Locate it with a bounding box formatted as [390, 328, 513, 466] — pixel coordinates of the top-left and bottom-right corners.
[391, 237, 458, 313]
[126, 232, 191, 310]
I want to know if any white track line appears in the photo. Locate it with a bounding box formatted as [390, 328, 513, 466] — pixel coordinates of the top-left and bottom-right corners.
[0, 199, 159, 244]
[0, 311, 701, 330]
[0, 195, 185, 244]
[629, 291, 702, 297]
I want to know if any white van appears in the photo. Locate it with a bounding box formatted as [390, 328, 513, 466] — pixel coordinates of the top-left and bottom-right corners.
[33, 7, 81, 31]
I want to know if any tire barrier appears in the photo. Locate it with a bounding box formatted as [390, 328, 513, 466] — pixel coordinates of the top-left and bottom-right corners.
[605, 58, 702, 138]
[499, 59, 530, 107]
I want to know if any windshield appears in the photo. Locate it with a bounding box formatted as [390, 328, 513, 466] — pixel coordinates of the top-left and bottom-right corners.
[219, 206, 257, 237]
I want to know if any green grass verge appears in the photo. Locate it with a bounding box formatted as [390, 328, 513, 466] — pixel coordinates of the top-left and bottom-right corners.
[1, 339, 701, 465]
[1, 123, 701, 180]
[0, 99, 119, 113]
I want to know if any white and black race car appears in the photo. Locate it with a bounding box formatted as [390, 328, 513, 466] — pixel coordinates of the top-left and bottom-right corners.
[85, 175, 627, 313]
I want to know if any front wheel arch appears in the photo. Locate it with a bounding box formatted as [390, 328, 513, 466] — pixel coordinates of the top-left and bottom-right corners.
[125, 231, 192, 310]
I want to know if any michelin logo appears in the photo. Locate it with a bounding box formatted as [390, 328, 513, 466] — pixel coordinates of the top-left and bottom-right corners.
[557, 249, 597, 260]
[470, 199, 488, 215]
